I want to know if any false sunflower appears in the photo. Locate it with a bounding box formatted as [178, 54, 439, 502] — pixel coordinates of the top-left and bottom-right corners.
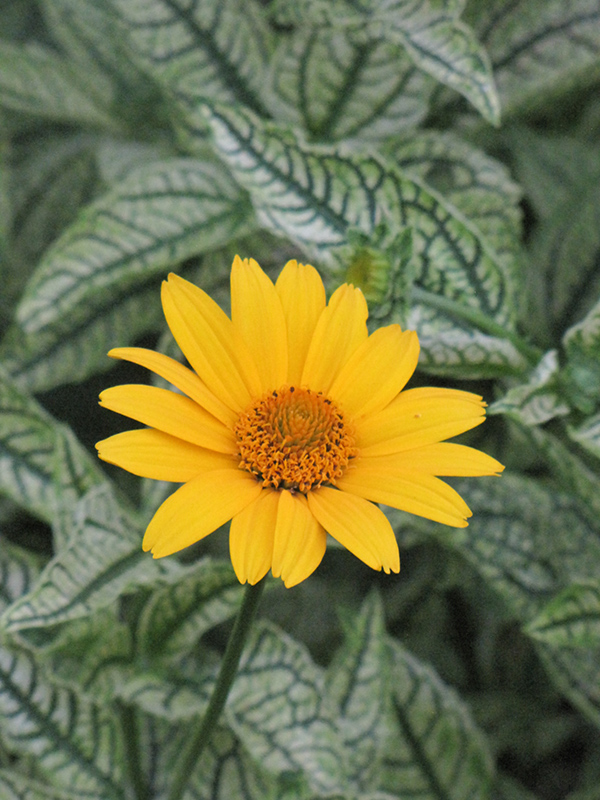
[96, 257, 503, 587]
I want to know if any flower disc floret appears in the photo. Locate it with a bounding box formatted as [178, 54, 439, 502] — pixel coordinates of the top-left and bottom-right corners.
[235, 386, 357, 493]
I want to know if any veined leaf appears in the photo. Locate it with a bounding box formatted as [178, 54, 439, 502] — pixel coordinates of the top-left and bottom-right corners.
[568, 412, 600, 461]
[136, 559, 244, 659]
[0, 541, 45, 614]
[0, 40, 114, 128]
[470, 0, 600, 115]
[0, 644, 125, 798]
[0, 769, 109, 800]
[442, 473, 600, 619]
[489, 350, 570, 425]
[0, 367, 104, 523]
[0, 484, 183, 633]
[228, 621, 349, 795]
[382, 638, 494, 799]
[325, 591, 389, 791]
[536, 642, 600, 729]
[16, 158, 254, 337]
[110, 0, 273, 117]
[201, 103, 517, 328]
[526, 582, 600, 649]
[265, 28, 432, 141]
[272, 0, 499, 123]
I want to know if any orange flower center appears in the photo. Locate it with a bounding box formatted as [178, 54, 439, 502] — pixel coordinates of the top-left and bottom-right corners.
[235, 386, 357, 493]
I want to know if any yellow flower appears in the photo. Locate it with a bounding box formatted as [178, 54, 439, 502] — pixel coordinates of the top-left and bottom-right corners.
[96, 257, 503, 587]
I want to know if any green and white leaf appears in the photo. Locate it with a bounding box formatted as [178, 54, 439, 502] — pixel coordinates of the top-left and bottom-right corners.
[568, 412, 600, 461]
[381, 638, 494, 799]
[110, 0, 273, 117]
[0, 40, 115, 127]
[0, 368, 103, 523]
[489, 349, 570, 425]
[0, 541, 45, 614]
[325, 592, 389, 791]
[273, 0, 499, 123]
[3, 158, 254, 392]
[0, 644, 125, 798]
[265, 28, 432, 142]
[228, 621, 349, 796]
[201, 103, 517, 329]
[470, 0, 600, 115]
[0, 769, 107, 800]
[536, 642, 600, 729]
[440, 473, 600, 619]
[136, 559, 244, 659]
[526, 582, 600, 649]
[0, 484, 182, 633]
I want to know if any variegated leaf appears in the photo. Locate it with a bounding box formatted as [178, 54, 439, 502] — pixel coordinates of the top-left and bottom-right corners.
[228, 621, 349, 795]
[110, 0, 273, 117]
[526, 582, 600, 649]
[270, 0, 499, 123]
[471, 0, 600, 115]
[0, 367, 104, 523]
[489, 350, 570, 425]
[442, 473, 600, 619]
[325, 591, 389, 791]
[0, 645, 125, 798]
[382, 638, 494, 799]
[536, 642, 600, 729]
[0, 541, 45, 614]
[0, 769, 107, 800]
[200, 103, 517, 328]
[568, 412, 600, 461]
[0, 40, 114, 127]
[0, 484, 182, 633]
[3, 158, 254, 392]
[265, 27, 432, 141]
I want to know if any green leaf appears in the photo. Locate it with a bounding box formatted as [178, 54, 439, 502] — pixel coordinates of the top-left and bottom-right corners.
[136, 559, 244, 659]
[0, 769, 107, 800]
[274, 0, 499, 123]
[325, 592, 389, 791]
[440, 473, 600, 619]
[110, 0, 273, 117]
[562, 296, 600, 415]
[526, 582, 600, 649]
[265, 28, 432, 141]
[382, 638, 494, 799]
[536, 642, 600, 729]
[0, 541, 45, 614]
[0, 484, 182, 633]
[201, 103, 518, 325]
[0, 367, 104, 523]
[0, 40, 114, 127]
[568, 412, 600, 460]
[489, 350, 570, 425]
[470, 0, 600, 115]
[0, 644, 125, 798]
[3, 158, 254, 392]
[228, 621, 349, 795]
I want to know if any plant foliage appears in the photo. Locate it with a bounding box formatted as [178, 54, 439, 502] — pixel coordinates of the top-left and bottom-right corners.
[1, 1, 599, 798]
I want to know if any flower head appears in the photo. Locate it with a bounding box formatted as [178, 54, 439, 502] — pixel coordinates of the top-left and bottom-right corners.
[96, 257, 503, 587]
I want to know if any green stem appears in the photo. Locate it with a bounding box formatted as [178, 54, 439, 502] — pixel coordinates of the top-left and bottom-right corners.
[166, 578, 266, 800]
[118, 701, 149, 800]
[411, 287, 543, 367]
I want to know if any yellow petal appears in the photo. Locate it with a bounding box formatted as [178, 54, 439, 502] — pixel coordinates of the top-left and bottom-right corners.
[231, 256, 288, 392]
[379, 442, 504, 476]
[108, 347, 235, 427]
[143, 469, 262, 557]
[329, 327, 419, 418]
[161, 273, 262, 411]
[307, 487, 399, 573]
[229, 490, 278, 585]
[96, 429, 236, 482]
[301, 283, 368, 393]
[272, 491, 327, 588]
[99, 384, 235, 453]
[357, 387, 487, 457]
[275, 260, 326, 386]
[337, 459, 471, 527]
